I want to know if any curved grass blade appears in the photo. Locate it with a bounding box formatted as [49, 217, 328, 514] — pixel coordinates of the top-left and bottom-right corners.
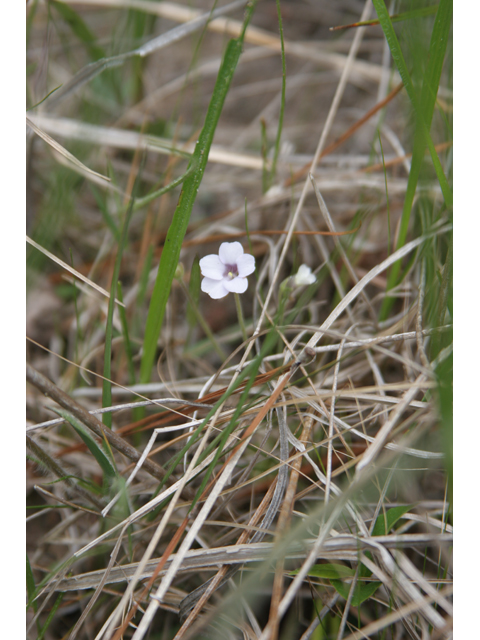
[51, 408, 117, 481]
[140, 1, 259, 383]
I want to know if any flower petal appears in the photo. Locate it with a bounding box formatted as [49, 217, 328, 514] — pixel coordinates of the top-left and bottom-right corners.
[201, 277, 229, 299]
[224, 276, 248, 294]
[199, 254, 224, 280]
[236, 253, 255, 277]
[218, 241, 244, 266]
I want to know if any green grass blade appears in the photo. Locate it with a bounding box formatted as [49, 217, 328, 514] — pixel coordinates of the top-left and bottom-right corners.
[50, 1, 104, 61]
[377, 131, 391, 255]
[117, 282, 136, 385]
[409, 0, 452, 208]
[137, 244, 154, 310]
[372, 0, 452, 320]
[52, 408, 117, 480]
[244, 198, 255, 257]
[102, 168, 142, 427]
[372, 0, 451, 153]
[140, 1, 258, 384]
[435, 347, 453, 503]
[26, 554, 41, 634]
[268, 0, 287, 188]
[37, 591, 65, 640]
[292, 563, 354, 580]
[131, 165, 194, 213]
[27, 85, 63, 111]
[26, 553, 37, 608]
[260, 118, 269, 193]
[127, 3, 156, 102]
[431, 243, 452, 358]
[89, 184, 120, 242]
[381, 5, 439, 24]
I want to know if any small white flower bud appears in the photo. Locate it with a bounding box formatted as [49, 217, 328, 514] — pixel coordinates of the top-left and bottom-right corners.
[293, 264, 316, 287]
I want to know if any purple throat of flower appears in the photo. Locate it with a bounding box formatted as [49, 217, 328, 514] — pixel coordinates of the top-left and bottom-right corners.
[225, 265, 238, 279]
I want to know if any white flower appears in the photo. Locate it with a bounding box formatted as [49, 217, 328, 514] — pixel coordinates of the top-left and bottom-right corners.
[199, 242, 255, 299]
[292, 264, 316, 286]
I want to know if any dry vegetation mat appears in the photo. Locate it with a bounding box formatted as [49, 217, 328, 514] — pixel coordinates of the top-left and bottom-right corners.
[26, 1, 453, 639]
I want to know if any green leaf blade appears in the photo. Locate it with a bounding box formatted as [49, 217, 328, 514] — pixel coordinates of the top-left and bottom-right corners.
[292, 563, 354, 580]
[52, 408, 117, 480]
[331, 579, 382, 607]
[372, 504, 413, 537]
